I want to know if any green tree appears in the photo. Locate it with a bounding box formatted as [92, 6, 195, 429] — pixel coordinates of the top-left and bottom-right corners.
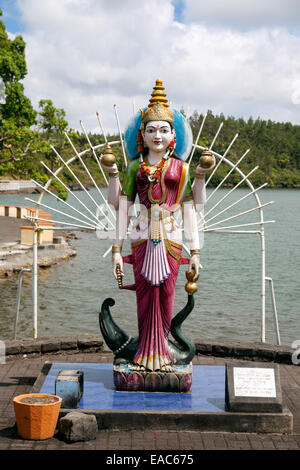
[0, 9, 71, 198]
[0, 8, 40, 172]
[38, 99, 68, 137]
[37, 99, 69, 171]
[2, 82, 37, 126]
[0, 9, 36, 126]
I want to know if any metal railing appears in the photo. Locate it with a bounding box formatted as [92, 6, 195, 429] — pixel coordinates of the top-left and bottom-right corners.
[13, 268, 31, 340]
[265, 276, 281, 345]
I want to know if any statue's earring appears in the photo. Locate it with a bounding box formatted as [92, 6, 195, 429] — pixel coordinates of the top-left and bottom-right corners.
[137, 130, 145, 154]
[167, 134, 176, 155]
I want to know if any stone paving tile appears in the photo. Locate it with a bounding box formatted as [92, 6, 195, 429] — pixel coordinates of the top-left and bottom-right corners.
[247, 436, 265, 450]
[234, 433, 250, 441]
[260, 438, 276, 449]
[271, 435, 300, 450]
[211, 437, 228, 450]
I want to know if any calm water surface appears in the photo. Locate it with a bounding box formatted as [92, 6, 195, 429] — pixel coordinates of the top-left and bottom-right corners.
[0, 188, 299, 347]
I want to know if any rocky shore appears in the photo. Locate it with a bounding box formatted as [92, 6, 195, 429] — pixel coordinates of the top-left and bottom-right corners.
[0, 180, 39, 194]
[0, 217, 77, 277]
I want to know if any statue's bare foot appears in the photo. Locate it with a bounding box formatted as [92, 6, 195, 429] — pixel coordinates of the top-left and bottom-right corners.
[129, 363, 146, 372]
[160, 364, 174, 373]
[129, 363, 174, 373]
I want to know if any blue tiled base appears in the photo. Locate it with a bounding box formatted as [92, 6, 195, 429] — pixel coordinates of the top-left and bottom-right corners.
[40, 363, 226, 412]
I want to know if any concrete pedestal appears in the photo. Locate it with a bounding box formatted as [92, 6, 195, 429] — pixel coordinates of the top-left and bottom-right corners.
[32, 362, 293, 434]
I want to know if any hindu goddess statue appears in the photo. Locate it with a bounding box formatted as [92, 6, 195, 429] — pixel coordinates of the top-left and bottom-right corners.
[100, 79, 213, 373]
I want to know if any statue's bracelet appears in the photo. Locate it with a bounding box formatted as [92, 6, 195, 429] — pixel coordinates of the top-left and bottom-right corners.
[194, 173, 205, 179]
[190, 249, 200, 256]
[112, 245, 122, 254]
[109, 171, 119, 178]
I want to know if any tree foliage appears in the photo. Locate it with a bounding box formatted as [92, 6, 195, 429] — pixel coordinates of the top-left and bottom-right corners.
[0, 9, 69, 198]
[188, 110, 300, 188]
[0, 10, 36, 127]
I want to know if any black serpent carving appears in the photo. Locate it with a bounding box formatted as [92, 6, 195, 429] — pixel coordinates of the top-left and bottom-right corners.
[99, 293, 196, 367]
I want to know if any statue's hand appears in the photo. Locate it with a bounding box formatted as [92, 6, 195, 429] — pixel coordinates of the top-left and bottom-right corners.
[195, 161, 215, 175]
[99, 154, 118, 174]
[113, 253, 124, 280]
[189, 254, 200, 281]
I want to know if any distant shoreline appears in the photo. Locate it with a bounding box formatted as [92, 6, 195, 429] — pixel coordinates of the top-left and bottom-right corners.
[0, 184, 299, 195]
[0, 181, 106, 195]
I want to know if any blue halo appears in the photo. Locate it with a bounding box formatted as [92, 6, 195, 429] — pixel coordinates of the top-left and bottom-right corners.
[124, 107, 193, 161]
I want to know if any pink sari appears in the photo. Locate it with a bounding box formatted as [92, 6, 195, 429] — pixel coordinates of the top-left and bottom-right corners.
[124, 158, 190, 371]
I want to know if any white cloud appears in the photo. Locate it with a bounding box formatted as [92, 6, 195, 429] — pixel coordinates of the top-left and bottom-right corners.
[13, 0, 300, 137]
[183, 0, 300, 30]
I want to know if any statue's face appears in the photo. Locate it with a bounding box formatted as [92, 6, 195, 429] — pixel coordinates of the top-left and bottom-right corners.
[142, 121, 174, 154]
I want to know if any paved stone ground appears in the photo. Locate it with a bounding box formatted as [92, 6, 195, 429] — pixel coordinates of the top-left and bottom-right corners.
[0, 349, 299, 451]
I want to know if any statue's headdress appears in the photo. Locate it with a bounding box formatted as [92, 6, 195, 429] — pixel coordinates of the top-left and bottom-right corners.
[124, 79, 193, 162]
[140, 79, 174, 129]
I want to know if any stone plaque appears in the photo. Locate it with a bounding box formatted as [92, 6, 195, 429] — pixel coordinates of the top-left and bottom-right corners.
[233, 367, 276, 398]
[225, 362, 283, 413]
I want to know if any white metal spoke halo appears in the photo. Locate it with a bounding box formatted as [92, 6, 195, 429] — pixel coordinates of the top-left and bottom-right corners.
[22, 107, 280, 346]
[29, 136, 121, 233]
[188, 141, 278, 345]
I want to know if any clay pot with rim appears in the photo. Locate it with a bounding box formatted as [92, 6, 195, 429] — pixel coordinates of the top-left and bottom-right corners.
[13, 393, 62, 440]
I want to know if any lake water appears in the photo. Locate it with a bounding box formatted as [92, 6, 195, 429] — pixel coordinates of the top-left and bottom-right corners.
[0, 187, 299, 348]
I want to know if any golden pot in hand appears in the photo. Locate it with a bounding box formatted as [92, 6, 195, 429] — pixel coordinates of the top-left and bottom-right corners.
[199, 148, 215, 170]
[185, 269, 199, 295]
[101, 143, 116, 167]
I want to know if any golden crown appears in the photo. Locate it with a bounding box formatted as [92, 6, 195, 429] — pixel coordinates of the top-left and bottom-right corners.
[140, 79, 174, 128]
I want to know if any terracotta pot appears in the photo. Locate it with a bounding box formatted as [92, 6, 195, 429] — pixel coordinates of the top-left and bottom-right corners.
[13, 393, 62, 440]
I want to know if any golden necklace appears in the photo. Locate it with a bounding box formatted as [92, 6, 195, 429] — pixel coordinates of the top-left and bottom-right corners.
[147, 157, 171, 205]
[140, 156, 166, 183]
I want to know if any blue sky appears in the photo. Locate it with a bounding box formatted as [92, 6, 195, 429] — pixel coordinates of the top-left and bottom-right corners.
[172, 0, 185, 23]
[1, 0, 24, 34]
[1, 0, 300, 132]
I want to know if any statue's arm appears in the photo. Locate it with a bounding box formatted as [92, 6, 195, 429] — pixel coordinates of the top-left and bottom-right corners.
[192, 154, 216, 212]
[182, 201, 201, 280]
[111, 159, 139, 279]
[107, 175, 122, 210]
[192, 175, 206, 213]
[181, 163, 206, 213]
[112, 198, 134, 280]
[99, 155, 121, 210]
[181, 164, 207, 280]
[101, 155, 138, 211]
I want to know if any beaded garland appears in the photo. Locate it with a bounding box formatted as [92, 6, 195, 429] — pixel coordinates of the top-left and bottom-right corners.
[140, 157, 166, 183]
